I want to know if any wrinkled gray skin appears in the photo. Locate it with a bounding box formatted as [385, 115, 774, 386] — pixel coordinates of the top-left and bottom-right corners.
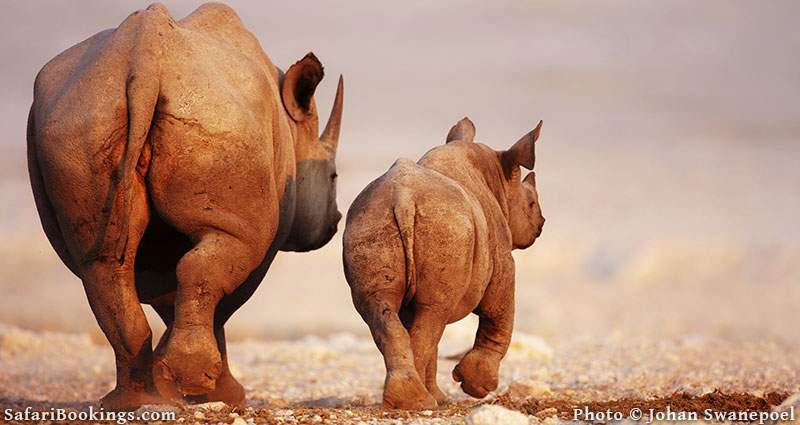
[283, 159, 341, 252]
[27, 3, 343, 410]
[343, 117, 544, 409]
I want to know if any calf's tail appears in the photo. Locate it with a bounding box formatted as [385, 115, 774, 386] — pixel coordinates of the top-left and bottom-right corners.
[392, 194, 417, 304]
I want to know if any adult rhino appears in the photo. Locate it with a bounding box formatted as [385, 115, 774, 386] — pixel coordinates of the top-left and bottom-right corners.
[27, 3, 343, 409]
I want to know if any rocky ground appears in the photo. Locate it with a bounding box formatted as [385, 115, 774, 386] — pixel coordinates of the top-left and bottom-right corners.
[1, 321, 798, 424]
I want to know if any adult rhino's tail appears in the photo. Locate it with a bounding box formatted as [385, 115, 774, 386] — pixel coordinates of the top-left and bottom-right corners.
[108, 4, 167, 262]
[392, 192, 417, 305]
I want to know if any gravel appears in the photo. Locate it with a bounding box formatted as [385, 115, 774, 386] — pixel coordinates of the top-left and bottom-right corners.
[1, 320, 798, 424]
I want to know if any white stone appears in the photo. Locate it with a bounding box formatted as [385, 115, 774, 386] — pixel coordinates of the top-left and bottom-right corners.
[535, 407, 558, 418]
[508, 378, 553, 399]
[507, 332, 554, 361]
[542, 415, 560, 425]
[774, 392, 800, 424]
[197, 401, 227, 411]
[775, 392, 800, 410]
[466, 405, 528, 425]
[275, 409, 294, 417]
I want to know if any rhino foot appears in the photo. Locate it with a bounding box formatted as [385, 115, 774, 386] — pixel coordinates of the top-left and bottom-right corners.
[205, 372, 245, 407]
[100, 386, 174, 411]
[452, 348, 500, 399]
[184, 372, 245, 407]
[383, 370, 437, 410]
[429, 385, 449, 406]
[153, 326, 222, 397]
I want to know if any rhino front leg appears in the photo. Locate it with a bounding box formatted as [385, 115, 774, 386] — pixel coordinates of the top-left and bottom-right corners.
[152, 303, 174, 357]
[206, 325, 246, 406]
[452, 314, 512, 398]
[453, 261, 515, 399]
[153, 231, 260, 398]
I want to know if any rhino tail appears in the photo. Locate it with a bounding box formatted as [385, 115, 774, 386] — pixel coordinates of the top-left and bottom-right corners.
[392, 194, 417, 304]
[108, 14, 164, 263]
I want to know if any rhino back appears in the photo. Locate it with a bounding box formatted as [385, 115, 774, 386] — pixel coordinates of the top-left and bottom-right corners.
[30, 3, 294, 264]
[179, 3, 283, 86]
[344, 160, 491, 311]
[144, 20, 293, 252]
[418, 142, 513, 255]
[33, 4, 175, 146]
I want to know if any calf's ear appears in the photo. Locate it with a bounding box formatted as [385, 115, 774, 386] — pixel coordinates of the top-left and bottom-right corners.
[501, 120, 543, 176]
[282, 53, 324, 122]
[446, 117, 476, 143]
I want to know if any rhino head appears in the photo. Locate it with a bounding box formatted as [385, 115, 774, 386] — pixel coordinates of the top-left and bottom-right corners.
[278, 53, 344, 252]
[448, 117, 546, 249]
[500, 120, 545, 249]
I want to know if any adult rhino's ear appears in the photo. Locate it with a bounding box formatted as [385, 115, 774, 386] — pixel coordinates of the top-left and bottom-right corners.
[282, 53, 324, 122]
[501, 120, 543, 176]
[446, 117, 476, 143]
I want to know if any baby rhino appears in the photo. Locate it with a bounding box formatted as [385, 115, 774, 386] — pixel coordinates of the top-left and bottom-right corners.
[343, 117, 545, 409]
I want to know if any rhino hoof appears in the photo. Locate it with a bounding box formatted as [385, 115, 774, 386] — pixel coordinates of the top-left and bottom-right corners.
[452, 349, 500, 399]
[100, 386, 172, 411]
[383, 370, 437, 410]
[154, 326, 223, 397]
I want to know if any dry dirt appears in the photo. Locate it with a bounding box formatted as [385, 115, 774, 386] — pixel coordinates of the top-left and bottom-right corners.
[1, 322, 798, 424]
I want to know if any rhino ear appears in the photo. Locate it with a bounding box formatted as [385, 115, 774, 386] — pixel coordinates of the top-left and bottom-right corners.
[446, 117, 476, 143]
[282, 53, 324, 122]
[501, 120, 543, 176]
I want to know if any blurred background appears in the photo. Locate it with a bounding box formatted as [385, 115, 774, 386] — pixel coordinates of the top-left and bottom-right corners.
[0, 1, 797, 346]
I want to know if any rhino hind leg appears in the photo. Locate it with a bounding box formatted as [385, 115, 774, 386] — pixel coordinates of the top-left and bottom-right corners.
[80, 183, 168, 410]
[27, 110, 81, 278]
[153, 231, 259, 398]
[407, 307, 448, 406]
[85, 260, 166, 410]
[424, 344, 448, 404]
[153, 304, 244, 406]
[183, 325, 245, 406]
[354, 295, 436, 410]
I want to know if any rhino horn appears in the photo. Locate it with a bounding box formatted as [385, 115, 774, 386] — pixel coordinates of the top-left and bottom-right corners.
[321, 75, 344, 153]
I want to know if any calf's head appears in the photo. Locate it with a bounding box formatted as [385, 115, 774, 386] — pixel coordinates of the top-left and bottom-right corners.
[279, 53, 344, 252]
[500, 120, 545, 249]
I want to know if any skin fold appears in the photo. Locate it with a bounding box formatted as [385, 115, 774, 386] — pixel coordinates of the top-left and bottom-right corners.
[343, 117, 545, 409]
[27, 3, 344, 410]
